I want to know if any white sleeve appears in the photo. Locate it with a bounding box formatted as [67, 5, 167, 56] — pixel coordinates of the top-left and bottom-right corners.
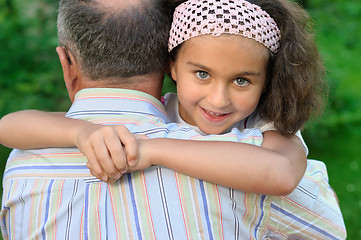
[247, 113, 309, 155]
[295, 130, 309, 155]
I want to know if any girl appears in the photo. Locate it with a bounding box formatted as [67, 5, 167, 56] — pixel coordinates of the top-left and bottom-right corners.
[0, 0, 325, 195]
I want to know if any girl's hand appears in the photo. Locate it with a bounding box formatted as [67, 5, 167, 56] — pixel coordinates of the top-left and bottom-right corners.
[75, 124, 139, 182]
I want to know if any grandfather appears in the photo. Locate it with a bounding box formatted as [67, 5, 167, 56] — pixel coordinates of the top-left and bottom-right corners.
[0, 0, 346, 239]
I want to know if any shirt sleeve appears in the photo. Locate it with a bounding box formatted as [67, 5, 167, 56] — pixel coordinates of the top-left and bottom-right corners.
[189, 128, 264, 147]
[246, 113, 309, 155]
[265, 159, 347, 239]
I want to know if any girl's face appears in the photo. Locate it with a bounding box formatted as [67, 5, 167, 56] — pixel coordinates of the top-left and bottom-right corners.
[170, 34, 269, 134]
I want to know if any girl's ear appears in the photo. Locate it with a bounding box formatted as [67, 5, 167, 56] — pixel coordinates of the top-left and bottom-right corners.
[169, 60, 177, 82]
[56, 46, 79, 102]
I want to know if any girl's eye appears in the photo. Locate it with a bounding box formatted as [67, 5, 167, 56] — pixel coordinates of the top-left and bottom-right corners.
[233, 78, 249, 87]
[196, 71, 210, 80]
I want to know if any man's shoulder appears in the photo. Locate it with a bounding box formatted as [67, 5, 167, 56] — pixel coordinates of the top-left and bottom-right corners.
[3, 148, 91, 182]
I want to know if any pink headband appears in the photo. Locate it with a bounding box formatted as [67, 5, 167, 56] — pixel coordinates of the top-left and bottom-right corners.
[168, 0, 281, 53]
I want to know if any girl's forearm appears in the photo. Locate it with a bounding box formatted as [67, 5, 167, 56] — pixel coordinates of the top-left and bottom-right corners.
[0, 110, 92, 149]
[140, 135, 306, 196]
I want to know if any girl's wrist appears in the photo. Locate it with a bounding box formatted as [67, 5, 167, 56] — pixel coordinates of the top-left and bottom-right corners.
[72, 119, 96, 148]
[138, 138, 160, 167]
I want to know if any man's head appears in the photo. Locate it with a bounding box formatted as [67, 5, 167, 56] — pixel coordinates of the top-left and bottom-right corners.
[56, 0, 171, 100]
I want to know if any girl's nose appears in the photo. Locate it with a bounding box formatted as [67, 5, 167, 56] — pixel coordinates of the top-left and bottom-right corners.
[207, 84, 230, 109]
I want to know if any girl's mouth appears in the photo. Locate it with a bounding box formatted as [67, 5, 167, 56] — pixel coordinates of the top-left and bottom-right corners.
[201, 108, 230, 122]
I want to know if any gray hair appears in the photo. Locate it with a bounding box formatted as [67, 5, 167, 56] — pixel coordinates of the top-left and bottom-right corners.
[57, 0, 171, 81]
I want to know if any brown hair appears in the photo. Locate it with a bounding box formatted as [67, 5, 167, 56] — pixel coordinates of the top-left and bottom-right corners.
[250, 0, 326, 135]
[169, 0, 326, 136]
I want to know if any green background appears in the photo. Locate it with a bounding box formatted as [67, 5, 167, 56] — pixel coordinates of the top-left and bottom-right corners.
[1, 0, 360, 238]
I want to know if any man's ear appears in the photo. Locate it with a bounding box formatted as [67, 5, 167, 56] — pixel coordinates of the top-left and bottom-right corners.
[169, 60, 177, 82]
[56, 46, 79, 102]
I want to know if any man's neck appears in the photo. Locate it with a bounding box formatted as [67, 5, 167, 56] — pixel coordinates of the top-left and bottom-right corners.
[77, 72, 164, 100]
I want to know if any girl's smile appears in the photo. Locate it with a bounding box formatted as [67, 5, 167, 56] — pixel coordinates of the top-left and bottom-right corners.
[171, 34, 270, 134]
[201, 107, 231, 122]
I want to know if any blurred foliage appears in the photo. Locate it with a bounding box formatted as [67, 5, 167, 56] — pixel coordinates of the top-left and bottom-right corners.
[301, 1, 361, 239]
[0, 0, 70, 116]
[306, 0, 361, 129]
[0, 0, 361, 239]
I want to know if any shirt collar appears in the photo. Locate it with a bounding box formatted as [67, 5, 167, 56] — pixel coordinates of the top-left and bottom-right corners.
[66, 88, 169, 123]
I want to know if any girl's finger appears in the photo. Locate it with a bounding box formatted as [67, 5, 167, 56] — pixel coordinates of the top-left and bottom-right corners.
[116, 125, 138, 166]
[90, 128, 122, 180]
[83, 144, 108, 181]
[102, 127, 128, 176]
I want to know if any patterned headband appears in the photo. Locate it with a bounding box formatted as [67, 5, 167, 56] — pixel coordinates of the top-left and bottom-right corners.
[168, 0, 281, 53]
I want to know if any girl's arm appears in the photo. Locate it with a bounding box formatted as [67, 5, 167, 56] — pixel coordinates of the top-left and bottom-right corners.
[135, 131, 306, 196]
[0, 110, 306, 195]
[79, 123, 306, 195]
[0, 110, 138, 182]
[0, 110, 80, 149]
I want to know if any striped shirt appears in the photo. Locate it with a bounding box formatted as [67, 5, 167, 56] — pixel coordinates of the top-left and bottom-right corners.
[1, 88, 346, 239]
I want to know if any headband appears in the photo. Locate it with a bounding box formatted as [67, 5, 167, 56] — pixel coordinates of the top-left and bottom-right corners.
[168, 0, 281, 53]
